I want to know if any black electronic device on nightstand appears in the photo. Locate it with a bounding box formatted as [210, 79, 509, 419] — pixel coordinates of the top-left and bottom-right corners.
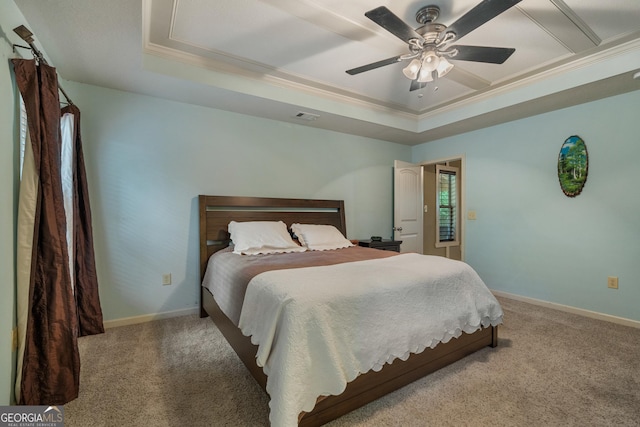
[358, 239, 402, 252]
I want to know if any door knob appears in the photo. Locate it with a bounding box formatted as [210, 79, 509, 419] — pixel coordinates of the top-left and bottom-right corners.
[393, 226, 403, 232]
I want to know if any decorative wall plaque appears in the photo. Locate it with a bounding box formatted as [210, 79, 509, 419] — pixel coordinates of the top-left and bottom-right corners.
[558, 135, 588, 197]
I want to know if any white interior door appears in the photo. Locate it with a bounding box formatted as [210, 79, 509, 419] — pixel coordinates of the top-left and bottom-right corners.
[393, 160, 423, 253]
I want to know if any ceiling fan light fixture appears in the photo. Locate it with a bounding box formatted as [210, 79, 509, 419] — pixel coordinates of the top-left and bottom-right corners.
[421, 51, 440, 72]
[417, 67, 434, 83]
[436, 57, 454, 78]
[402, 58, 422, 80]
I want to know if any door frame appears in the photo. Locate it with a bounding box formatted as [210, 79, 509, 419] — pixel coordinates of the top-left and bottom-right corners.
[418, 154, 466, 261]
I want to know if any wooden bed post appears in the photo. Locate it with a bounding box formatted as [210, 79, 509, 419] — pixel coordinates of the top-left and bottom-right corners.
[199, 195, 209, 318]
[491, 325, 499, 348]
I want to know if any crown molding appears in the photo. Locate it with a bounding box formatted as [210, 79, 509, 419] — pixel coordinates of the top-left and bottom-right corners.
[415, 33, 640, 128]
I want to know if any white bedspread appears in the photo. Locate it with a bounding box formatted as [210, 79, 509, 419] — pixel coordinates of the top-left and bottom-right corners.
[239, 253, 503, 427]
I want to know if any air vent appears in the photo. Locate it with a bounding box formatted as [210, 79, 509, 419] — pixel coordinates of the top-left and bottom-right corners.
[294, 111, 320, 121]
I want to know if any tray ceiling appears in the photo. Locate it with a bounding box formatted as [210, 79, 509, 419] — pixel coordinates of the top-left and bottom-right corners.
[14, 0, 640, 144]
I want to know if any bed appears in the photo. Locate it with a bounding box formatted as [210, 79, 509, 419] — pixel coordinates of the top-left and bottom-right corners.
[198, 195, 502, 426]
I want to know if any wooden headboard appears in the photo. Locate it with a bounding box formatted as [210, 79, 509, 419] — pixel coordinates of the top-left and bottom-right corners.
[198, 195, 347, 281]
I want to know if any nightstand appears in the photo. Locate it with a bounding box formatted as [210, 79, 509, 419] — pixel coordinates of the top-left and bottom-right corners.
[358, 239, 402, 252]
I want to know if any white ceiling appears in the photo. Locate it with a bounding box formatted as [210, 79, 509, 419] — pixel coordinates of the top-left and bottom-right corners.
[14, 0, 640, 145]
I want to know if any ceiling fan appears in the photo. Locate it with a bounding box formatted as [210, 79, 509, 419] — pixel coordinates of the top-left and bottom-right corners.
[346, 0, 523, 91]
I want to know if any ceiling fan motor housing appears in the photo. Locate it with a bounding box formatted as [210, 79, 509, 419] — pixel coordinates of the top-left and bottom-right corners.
[415, 5, 447, 44]
[416, 23, 446, 44]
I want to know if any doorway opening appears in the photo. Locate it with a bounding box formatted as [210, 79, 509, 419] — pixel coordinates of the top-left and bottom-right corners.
[423, 158, 463, 260]
[394, 156, 464, 260]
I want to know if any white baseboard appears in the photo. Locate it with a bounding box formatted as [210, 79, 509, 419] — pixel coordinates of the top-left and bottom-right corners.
[103, 307, 199, 329]
[492, 290, 640, 329]
[102, 293, 640, 330]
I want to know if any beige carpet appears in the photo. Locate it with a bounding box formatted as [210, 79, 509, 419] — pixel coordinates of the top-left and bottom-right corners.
[65, 297, 640, 426]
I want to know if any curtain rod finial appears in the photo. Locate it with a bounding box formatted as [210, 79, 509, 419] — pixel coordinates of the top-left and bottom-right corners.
[13, 25, 34, 44]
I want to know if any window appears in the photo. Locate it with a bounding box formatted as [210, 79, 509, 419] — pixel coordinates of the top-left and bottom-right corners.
[435, 164, 459, 247]
[19, 96, 27, 179]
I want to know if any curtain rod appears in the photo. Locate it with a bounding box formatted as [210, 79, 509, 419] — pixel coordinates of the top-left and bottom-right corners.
[13, 25, 73, 105]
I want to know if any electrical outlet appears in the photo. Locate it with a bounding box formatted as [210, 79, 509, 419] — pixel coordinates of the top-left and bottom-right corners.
[607, 276, 618, 289]
[162, 273, 172, 286]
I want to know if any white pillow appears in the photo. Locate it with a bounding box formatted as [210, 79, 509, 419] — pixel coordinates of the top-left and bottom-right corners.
[228, 221, 306, 255]
[290, 223, 354, 251]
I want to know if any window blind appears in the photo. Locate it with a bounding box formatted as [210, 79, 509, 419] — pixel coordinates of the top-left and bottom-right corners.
[437, 168, 457, 243]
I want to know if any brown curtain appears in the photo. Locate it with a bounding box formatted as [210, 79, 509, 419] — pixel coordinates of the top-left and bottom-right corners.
[61, 104, 105, 337]
[12, 59, 104, 405]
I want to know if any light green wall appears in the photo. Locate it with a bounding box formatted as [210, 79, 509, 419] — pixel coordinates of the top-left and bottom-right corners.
[0, 0, 26, 405]
[63, 82, 411, 321]
[412, 90, 640, 322]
